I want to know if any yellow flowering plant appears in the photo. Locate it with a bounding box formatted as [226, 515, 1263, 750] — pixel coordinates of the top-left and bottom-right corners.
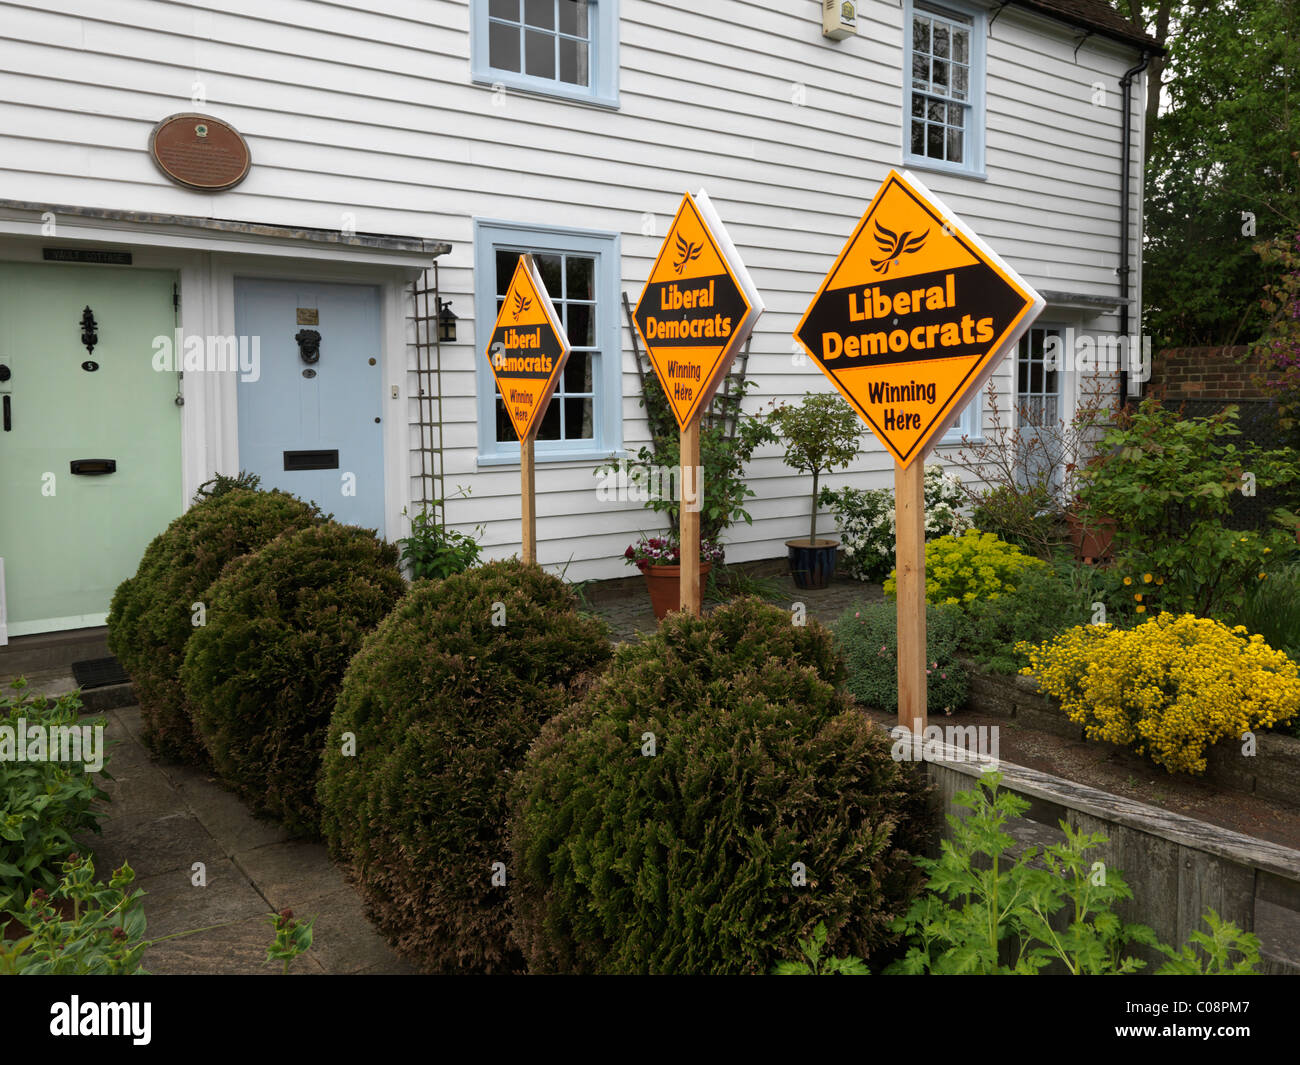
[885, 529, 1046, 606]
[1020, 613, 1300, 774]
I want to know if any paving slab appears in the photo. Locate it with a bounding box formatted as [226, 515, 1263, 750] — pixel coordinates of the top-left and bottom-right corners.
[169, 768, 298, 855]
[297, 887, 421, 975]
[232, 839, 352, 910]
[135, 859, 268, 940]
[142, 912, 324, 976]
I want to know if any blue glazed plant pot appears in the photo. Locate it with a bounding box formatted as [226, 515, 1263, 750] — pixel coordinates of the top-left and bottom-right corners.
[786, 539, 838, 590]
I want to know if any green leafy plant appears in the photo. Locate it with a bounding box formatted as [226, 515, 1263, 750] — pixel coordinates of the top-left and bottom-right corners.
[107, 483, 323, 763]
[319, 560, 612, 974]
[768, 392, 864, 546]
[607, 373, 776, 543]
[6, 853, 149, 975]
[0, 682, 108, 916]
[958, 563, 1092, 674]
[1074, 399, 1299, 617]
[509, 597, 933, 975]
[181, 522, 406, 834]
[887, 771, 1262, 974]
[264, 908, 316, 974]
[399, 489, 484, 580]
[833, 600, 968, 714]
[771, 922, 870, 975]
[819, 464, 969, 583]
[1153, 909, 1263, 974]
[1232, 560, 1300, 663]
[886, 529, 1046, 606]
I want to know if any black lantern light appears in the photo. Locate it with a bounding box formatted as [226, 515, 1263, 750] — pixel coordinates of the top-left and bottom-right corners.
[80, 306, 98, 356]
[437, 298, 457, 343]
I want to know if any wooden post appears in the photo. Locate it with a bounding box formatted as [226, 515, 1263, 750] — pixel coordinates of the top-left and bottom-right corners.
[894, 459, 926, 734]
[521, 433, 537, 565]
[680, 418, 701, 615]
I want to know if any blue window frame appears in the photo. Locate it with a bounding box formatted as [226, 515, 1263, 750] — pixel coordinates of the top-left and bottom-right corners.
[471, 0, 620, 108]
[474, 219, 622, 465]
[903, 0, 987, 179]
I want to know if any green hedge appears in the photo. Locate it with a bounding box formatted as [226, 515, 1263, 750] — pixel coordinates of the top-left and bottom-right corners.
[318, 559, 611, 973]
[834, 600, 969, 715]
[509, 597, 933, 974]
[107, 479, 321, 763]
[180, 522, 406, 834]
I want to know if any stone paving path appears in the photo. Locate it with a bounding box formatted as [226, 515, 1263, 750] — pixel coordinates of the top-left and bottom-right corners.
[587, 570, 883, 642]
[76, 704, 415, 975]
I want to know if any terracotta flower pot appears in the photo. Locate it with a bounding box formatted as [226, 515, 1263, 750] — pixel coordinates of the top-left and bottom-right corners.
[642, 561, 713, 620]
[1066, 511, 1116, 562]
[786, 539, 838, 589]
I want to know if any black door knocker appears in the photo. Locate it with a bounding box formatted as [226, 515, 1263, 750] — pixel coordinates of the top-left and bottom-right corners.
[81, 306, 98, 356]
[295, 328, 321, 364]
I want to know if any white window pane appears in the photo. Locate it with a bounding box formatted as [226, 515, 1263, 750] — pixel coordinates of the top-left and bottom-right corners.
[525, 28, 556, 78]
[559, 0, 589, 37]
[490, 0, 519, 20]
[934, 24, 949, 59]
[559, 37, 588, 86]
[946, 126, 963, 163]
[524, 0, 554, 29]
[489, 21, 521, 72]
[953, 65, 968, 100]
[913, 15, 929, 53]
[953, 28, 969, 64]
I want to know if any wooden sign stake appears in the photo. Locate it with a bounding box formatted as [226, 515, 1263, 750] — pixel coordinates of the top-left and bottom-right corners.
[679, 418, 701, 615]
[894, 459, 926, 734]
[521, 431, 537, 566]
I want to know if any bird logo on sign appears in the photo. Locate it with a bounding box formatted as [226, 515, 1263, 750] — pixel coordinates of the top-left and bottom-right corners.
[673, 233, 702, 275]
[870, 221, 929, 275]
[511, 291, 533, 320]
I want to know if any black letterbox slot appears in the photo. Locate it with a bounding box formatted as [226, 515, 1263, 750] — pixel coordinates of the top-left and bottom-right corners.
[283, 449, 339, 471]
[70, 459, 116, 475]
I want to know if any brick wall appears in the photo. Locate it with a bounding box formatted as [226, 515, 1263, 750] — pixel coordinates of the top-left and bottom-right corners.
[1150, 345, 1272, 400]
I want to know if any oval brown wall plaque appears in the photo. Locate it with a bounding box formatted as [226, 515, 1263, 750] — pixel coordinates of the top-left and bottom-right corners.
[149, 113, 251, 191]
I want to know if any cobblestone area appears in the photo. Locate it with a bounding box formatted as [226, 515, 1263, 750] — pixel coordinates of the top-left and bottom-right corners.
[586, 567, 886, 643]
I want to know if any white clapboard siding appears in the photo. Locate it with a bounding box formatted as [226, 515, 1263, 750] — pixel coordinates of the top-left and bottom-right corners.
[0, 0, 1147, 580]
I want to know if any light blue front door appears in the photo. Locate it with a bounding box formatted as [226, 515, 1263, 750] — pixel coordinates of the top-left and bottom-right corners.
[234, 279, 385, 534]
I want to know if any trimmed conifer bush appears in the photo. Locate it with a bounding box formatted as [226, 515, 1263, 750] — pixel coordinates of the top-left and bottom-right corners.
[318, 559, 611, 973]
[106, 477, 321, 763]
[180, 522, 406, 833]
[508, 597, 933, 975]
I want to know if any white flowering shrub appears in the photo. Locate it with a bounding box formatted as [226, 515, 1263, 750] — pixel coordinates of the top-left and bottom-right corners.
[820, 464, 970, 583]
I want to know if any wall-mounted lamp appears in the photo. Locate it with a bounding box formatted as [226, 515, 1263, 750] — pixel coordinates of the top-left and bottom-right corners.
[437, 299, 457, 343]
[80, 306, 98, 356]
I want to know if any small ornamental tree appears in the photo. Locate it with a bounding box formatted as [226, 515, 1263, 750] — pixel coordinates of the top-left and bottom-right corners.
[769, 392, 863, 546]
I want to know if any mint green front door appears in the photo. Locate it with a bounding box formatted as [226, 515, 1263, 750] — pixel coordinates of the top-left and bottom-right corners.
[0, 262, 182, 637]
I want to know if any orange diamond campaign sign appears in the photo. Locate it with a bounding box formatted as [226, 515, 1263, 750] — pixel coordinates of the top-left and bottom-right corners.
[634, 191, 763, 431]
[795, 169, 1043, 466]
[485, 254, 571, 442]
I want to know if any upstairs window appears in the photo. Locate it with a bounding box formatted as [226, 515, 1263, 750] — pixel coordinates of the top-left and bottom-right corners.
[904, 1, 986, 177]
[472, 0, 620, 108]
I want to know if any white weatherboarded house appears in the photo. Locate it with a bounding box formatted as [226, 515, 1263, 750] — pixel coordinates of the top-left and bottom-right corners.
[0, 0, 1156, 636]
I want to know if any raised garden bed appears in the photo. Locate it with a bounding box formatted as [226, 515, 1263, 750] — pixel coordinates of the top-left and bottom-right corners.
[963, 661, 1300, 808]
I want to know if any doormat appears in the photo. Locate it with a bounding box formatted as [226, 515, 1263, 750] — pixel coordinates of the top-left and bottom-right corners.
[70, 656, 130, 690]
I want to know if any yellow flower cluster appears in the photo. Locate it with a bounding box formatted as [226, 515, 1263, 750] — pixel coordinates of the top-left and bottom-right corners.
[885, 529, 1045, 606]
[1019, 613, 1300, 774]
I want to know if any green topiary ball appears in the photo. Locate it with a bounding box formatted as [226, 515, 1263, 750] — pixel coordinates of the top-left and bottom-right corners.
[107, 485, 322, 764]
[509, 596, 933, 975]
[318, 559, 612, 973]
[180, 522, 406, 834]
